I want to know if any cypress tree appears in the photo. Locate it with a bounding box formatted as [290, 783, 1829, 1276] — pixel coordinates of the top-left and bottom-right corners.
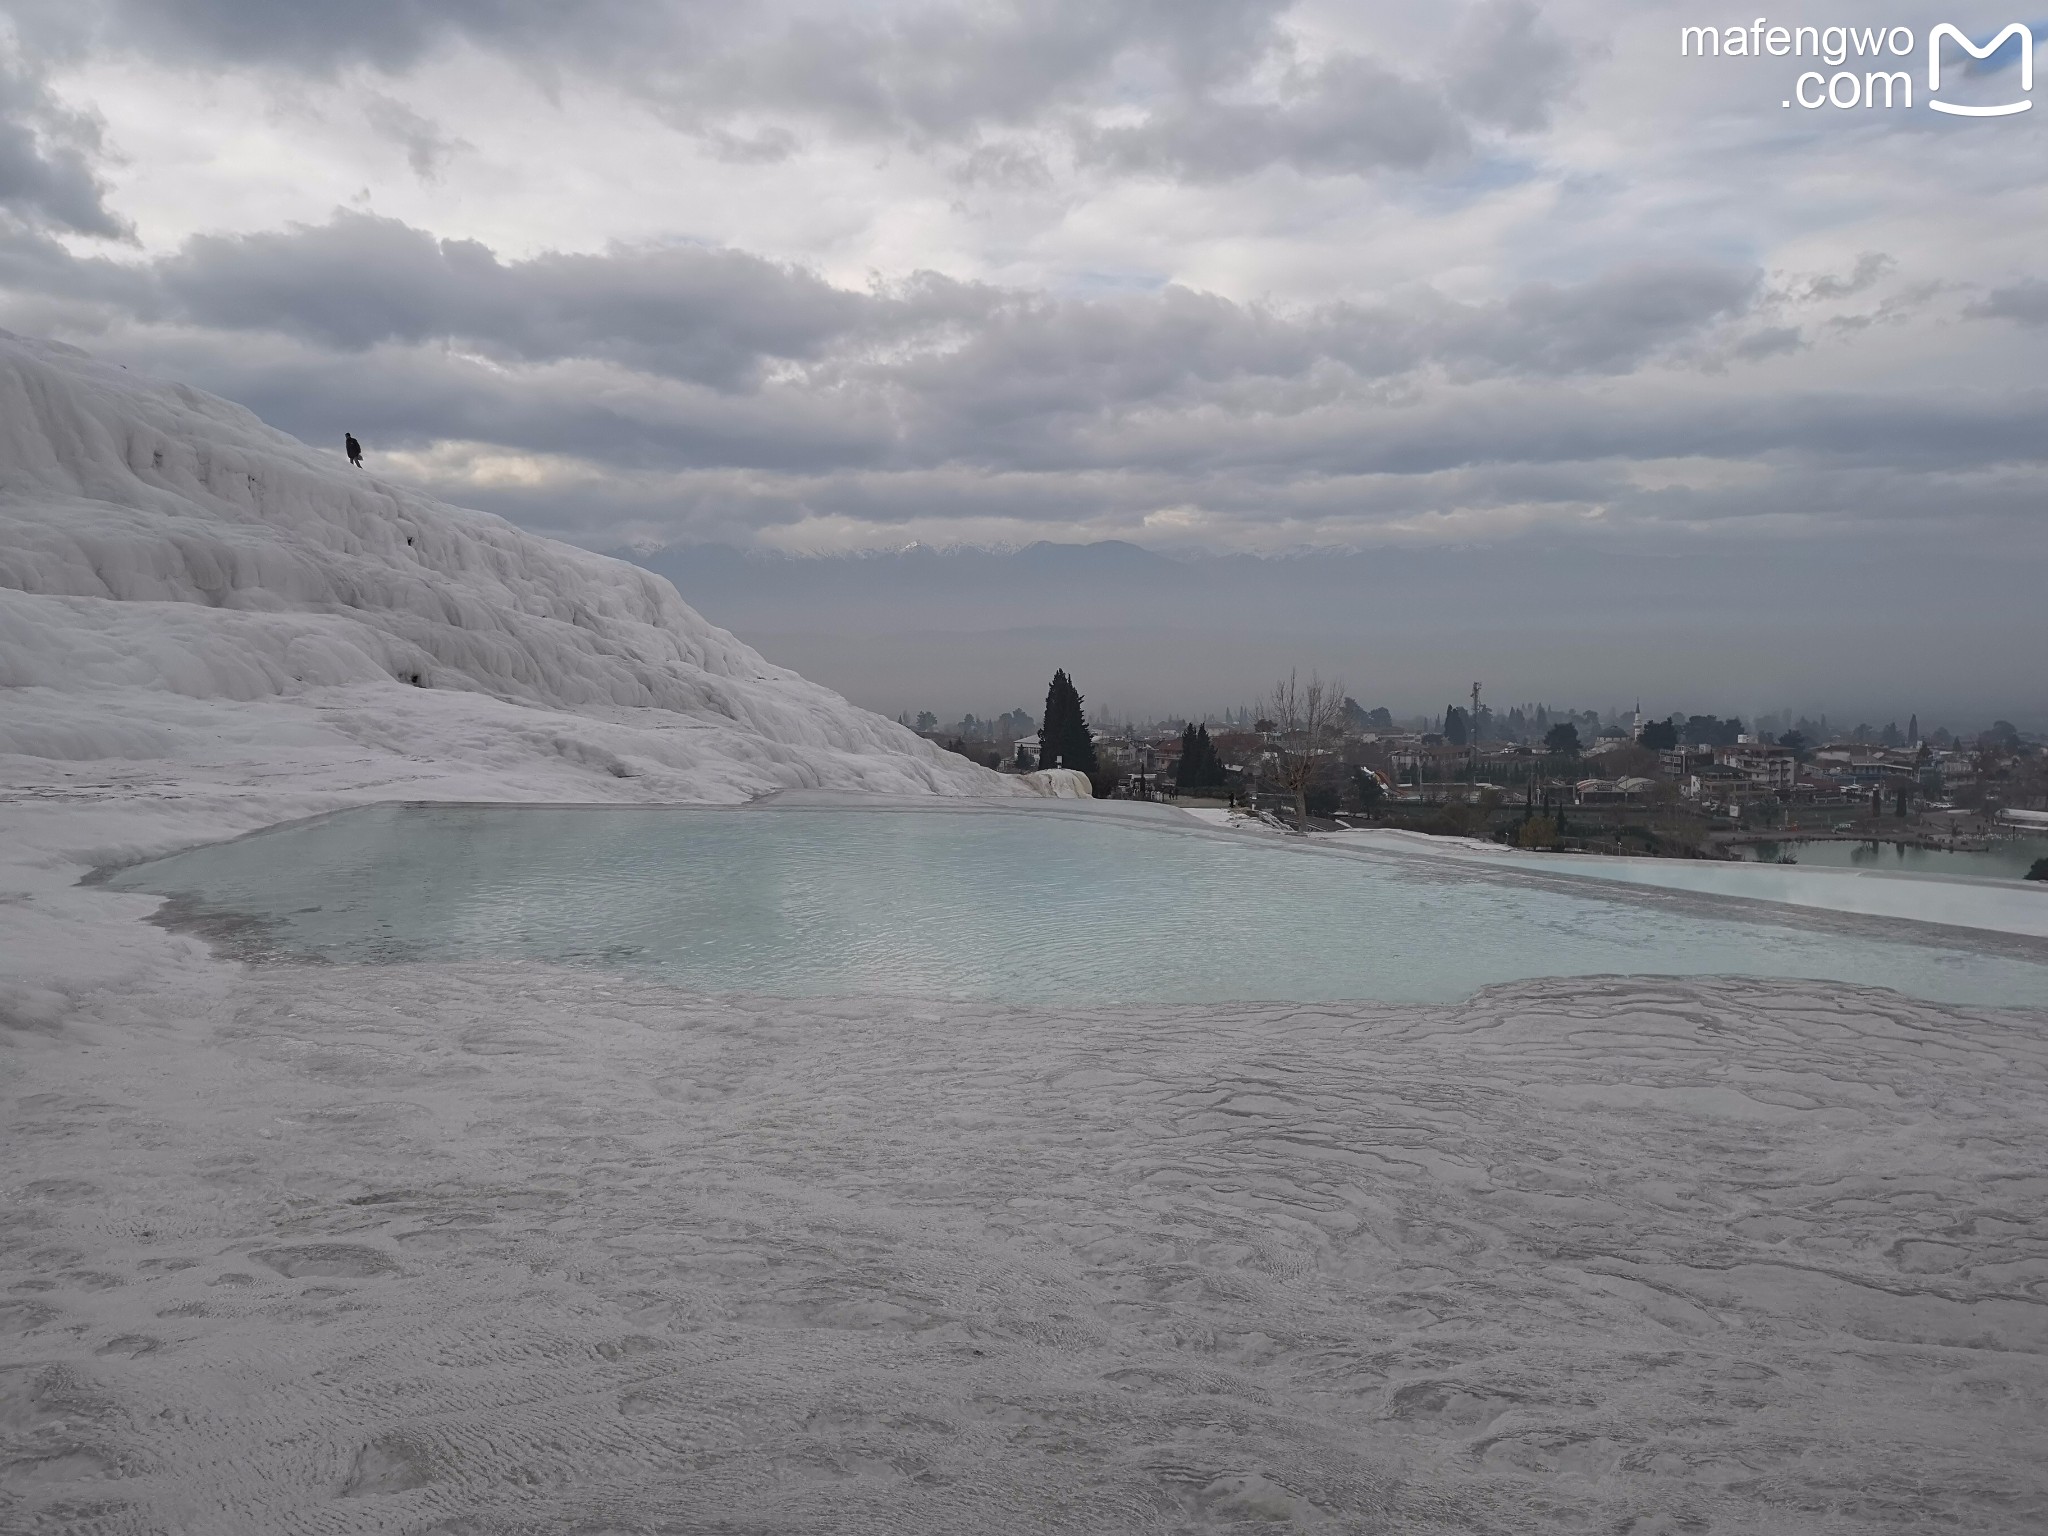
[1177, 722, 1224, 789]
[1040, 669, 1099, 775]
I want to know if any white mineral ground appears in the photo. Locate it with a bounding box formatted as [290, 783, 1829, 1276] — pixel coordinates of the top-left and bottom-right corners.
[3, 334, 2046, 1533]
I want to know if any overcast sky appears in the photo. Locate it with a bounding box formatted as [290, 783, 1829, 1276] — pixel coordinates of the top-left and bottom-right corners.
[2, 1, 2042, 720]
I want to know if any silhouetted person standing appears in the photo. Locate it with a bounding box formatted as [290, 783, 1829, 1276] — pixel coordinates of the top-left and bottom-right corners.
[345, 432, 363, 468]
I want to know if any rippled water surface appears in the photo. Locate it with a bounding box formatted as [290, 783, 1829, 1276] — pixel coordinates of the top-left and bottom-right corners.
[104, 804, 2048, 1006]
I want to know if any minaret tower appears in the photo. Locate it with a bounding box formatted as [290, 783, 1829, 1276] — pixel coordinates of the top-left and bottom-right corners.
[1470, 680, 1481, 781]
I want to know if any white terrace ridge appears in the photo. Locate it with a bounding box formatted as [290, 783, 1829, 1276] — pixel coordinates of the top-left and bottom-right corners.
[0, 330, 1040, 807]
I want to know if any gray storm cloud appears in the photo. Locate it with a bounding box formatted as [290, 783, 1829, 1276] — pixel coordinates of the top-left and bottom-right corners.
[6, 207, 2040, 547]
[12, 0, 1567, 176]
[0, 58, 128, 239]
[1, 210, 1797, 478]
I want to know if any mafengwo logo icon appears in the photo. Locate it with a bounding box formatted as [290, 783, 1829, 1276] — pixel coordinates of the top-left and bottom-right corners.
[1929, 22, 2033, 114]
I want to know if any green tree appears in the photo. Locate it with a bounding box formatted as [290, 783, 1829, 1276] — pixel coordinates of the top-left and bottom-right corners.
[1776, 728, 1810, 763]
[1544, 721, 1581, 756]
[1177, 723, 1225, 790]
[1039, 669, 1098, 776]
[1638, 718, 1677, 752]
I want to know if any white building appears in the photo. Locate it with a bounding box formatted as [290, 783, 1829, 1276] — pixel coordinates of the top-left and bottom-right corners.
[1713, 743, 1796, 791]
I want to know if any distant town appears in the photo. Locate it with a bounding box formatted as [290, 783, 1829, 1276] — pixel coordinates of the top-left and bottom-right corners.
[903, 676, 2048, 870]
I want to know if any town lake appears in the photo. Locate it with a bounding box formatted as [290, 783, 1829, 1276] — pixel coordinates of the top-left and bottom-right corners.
[1733, 834, 2048, 881]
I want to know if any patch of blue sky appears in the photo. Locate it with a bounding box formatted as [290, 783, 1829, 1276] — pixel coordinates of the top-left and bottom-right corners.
[1403, 151, 1541, 214]
[1062, 268, 1172, 296]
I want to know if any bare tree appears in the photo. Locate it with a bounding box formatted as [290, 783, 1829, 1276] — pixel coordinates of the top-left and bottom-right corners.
[1267, 669, 1346, 830]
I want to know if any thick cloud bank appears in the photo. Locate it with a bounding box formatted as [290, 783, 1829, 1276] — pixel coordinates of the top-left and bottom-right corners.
[0, 330, 1010, 807]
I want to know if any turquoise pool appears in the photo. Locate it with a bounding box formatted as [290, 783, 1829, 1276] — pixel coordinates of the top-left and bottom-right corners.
[101, 804, 2048, 1007]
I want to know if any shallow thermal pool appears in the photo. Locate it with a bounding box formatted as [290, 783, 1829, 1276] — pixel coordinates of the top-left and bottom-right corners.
[103, 802, 2048, 1007]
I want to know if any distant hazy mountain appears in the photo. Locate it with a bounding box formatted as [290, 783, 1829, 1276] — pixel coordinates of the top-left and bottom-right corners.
[619, 539, 2043, 730]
